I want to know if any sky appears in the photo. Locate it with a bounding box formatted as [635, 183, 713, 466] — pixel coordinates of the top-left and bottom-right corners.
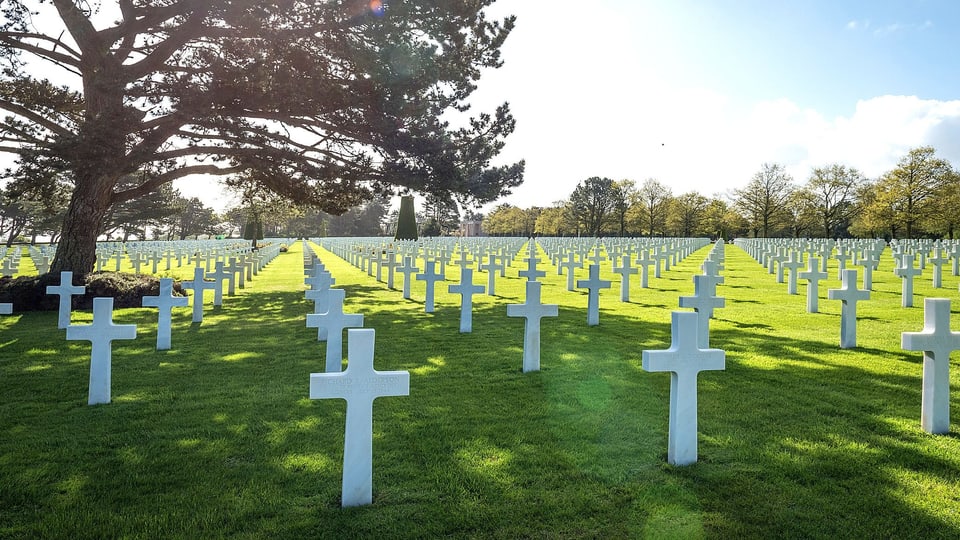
[6, 0, 960, 214]
[460, 0, 960, 211]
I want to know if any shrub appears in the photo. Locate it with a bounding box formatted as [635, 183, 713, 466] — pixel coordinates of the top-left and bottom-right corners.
[0, 272, 185, 312]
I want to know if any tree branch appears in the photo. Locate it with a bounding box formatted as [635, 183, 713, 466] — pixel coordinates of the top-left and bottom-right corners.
[0, 98, 73, 137]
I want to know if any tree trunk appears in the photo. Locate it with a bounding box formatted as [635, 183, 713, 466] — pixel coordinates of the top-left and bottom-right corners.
[50, 176, 114, 276]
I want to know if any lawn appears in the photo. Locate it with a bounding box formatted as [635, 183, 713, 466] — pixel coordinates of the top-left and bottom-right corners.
[1, 239, 959, 538]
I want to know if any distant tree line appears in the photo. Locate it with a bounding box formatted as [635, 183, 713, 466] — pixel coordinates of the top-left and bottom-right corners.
[483, 146, 960, 240]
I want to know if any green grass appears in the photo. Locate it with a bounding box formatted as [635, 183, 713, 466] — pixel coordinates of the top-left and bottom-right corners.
[2, 240, 960, 538]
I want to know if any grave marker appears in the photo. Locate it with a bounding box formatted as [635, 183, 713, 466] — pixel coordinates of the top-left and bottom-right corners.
[577, 264, 611, 326]
[827, 269, 870, 348]
[613, 255, 638, 302]
[448, 267, 485, 333]
[415, 262, 443, 313]
[142, 278, 189, 350]
[642, 311, 725, 466]
[901, 298, 960, 434]
[507, 280, 559, 372]
[65, 297, 137, 405]
[305, 288, 363, 371]
[798, 256, 828, 313]
[182, 266, 217, 323]
[309, 328, 409, 507]
[46, 271, 85, 329]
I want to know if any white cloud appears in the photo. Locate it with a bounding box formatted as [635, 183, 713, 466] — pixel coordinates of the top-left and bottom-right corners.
[493, 93, 960, 210]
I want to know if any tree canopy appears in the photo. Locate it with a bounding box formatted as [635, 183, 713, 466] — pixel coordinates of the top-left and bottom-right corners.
[1, 0, 524, 273]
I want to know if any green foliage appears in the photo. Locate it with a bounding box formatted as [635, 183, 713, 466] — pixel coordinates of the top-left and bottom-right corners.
[394, 195, 418, 240]
[1, 1, 523, 272]
[569, 177, 615, 236]
[1, 241, 959, 537]
[0, 271, 182, 311]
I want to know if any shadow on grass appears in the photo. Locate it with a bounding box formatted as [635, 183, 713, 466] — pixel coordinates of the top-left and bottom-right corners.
[1, 242, 958, 538]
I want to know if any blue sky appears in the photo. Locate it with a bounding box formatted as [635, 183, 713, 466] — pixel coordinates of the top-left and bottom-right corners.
[463, 0, 960, 210]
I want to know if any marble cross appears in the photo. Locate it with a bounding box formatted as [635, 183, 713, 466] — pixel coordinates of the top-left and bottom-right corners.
[206, 262, 231, 306]
[507, 280, 558, 372]
[642, 310, 725, 466]
[895, 254, 921, 308]
[901, 298, 960, 434]
[613, 255, 638, 302]
[310, 328, 409, 507]
[182, 266, 217, 323]
[415, 262, 444, 313]
[518, 255, 546, 282]
[559, 252, 583, 292]
[827, 269, 870, 348]
[65, 297, 137, 405]
[576, 264, 612, 326]
[397, 256, 419, 300]
[798, 256, 828, 313]
[46, 271, 85, 329]
[141, 278, 189, 350]
[679, 274, 725, 348]
[448, 267, 485, 333]
[306, 288, 363, 372]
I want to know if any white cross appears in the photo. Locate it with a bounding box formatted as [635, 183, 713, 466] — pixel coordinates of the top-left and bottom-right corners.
[559, 252, 582, 291]
[613, 255, 638, 302]
[576, 264, 612, 326]
[182, 266, 217, 323]
[929, 248, 947, 288]
[642, 310, 725, 466]
[448, 267, 485, 333]
[895, 254, 922, 308]
[415, 261, 443, 313]
[397, 256, 419, 299]
[309, 328, 409, 507]
[478, 257, 503, 296]
[902, 298, 960, 434]
[46, 271, 85, 329]
[518, 256, 546, 282]
[306, 288, 363, 372]
[65, 297, 137, 405]
[507, 280, 558, 372]
[635, 251, 655, 288]
[679, 274, 725, 348]
[0, 303, 12, 315]
[225, 256, 244, 291]
[142, 277, 189, 350]
[798, 256, 828, 313]
[782, 252, 804, 295]
[827, 269, 870, 349]
[859, 250, 878, 290]
[206, 262, 231, 306]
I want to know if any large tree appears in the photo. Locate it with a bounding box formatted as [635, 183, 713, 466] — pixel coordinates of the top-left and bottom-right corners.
[804, 164, 864, 238]
[633, 178, 672, 237]
[1, 0, 523, 274]
[873, 146, 953, 238]
[733, 163, 795, 238]
[568, 176, 614, 237]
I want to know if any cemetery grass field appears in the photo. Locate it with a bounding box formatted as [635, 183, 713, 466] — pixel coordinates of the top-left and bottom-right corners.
[2, 240, 960, 539]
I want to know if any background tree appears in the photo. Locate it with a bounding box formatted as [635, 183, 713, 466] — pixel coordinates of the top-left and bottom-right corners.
[733, 163, 795, 237]
[633, 178, 672, 237]
[483, 203, 529, 236]
[422, 193, 461, 236]
[805, 164, 864, 238]
[568, 177, 614, 237]
[782, 189, 818, 238]
[172, 197, 219, 240]
[609, 179, 637, 236]
[102, 175, 182, 241]
[394, 195, 418, 240]
[534, 201, 575, 236]
[667, 191, 708, 237]
[0, 1, 523, 274]
[925, 170, 960, 239]
[872, 146, 953, 238]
